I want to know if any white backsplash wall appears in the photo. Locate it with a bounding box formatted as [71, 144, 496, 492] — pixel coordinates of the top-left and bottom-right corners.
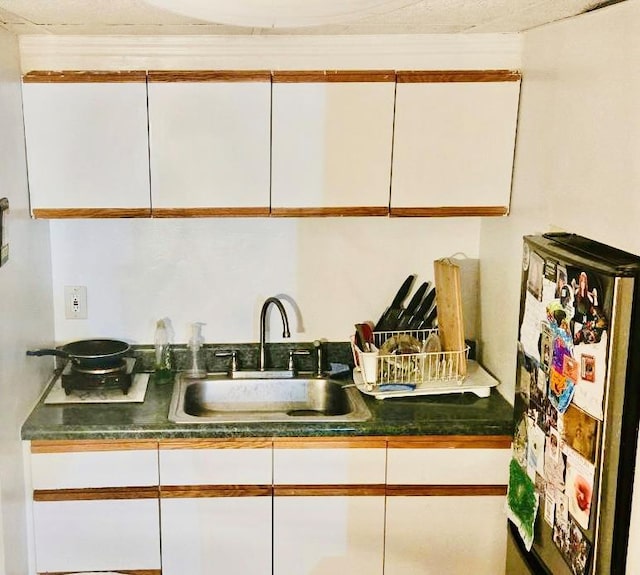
[50, 217, 480, 345]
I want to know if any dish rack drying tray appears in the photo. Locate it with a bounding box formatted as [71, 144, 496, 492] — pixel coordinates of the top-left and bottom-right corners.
[351, 328, 498, 399]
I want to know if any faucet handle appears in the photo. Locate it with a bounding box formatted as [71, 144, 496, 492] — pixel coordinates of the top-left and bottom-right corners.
[215, 350, 239, 374]
[313, 340, 324, 377]
[288, 349, 310, 372]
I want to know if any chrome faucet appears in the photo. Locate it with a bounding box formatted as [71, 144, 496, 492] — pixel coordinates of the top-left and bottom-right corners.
[259, 297, 291, 371]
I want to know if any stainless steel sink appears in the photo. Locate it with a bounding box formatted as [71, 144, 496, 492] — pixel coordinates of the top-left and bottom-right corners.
[168, 374, 371, 424]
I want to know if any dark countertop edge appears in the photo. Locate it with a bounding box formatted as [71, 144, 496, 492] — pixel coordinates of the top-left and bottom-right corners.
[22, 423, 514, 441]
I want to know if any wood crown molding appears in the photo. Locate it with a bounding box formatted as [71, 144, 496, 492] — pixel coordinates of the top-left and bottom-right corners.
[148, 70, 271, 82]
[386, 435, 512, 449]
[152, 207, 270, 218]
[161, 485, 273, 498]
[159, 438, 272, 450]
[31, 208, 151, 219]
[23, 70, 146, 83]
[272, 70, 395, 82]
[396, 70, 521, 83]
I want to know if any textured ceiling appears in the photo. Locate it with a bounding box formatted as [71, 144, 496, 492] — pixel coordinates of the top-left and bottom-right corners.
[0, 0, 621, 35]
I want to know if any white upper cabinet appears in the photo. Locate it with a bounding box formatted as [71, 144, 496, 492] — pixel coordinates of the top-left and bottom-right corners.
[21, 71, 151, 218]
[147, 71, 272, 216]
[271, 71, 395, 216]
[391, 70, 521, 217]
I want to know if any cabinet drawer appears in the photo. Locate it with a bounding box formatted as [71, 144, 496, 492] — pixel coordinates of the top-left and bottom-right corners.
[274, 439, 386, 485]
[387, 446, 510, 486]
[159, 439, 272, 485]
[30, 441, 158, 489]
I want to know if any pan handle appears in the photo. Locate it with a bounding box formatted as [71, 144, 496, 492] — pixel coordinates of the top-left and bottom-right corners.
[26, 349, 69, 358]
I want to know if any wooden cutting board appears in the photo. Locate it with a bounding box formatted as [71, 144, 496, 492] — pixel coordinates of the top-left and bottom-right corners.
[433, 258, 467, 376]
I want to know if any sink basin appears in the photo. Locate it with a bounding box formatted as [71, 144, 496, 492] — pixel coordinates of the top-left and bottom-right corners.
[168, 374, 371, 424]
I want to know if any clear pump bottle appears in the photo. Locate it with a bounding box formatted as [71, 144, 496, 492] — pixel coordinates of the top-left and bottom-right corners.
[187, 322, 207, 378]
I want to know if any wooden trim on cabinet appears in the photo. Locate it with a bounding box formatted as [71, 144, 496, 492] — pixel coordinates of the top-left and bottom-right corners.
[152, 207, 270, 218]
[272, 70, 395, 83]
[159, 438, 272, 450]
[31, 208, 151, 219]
[273, 437, 387, 449]
[389, 206, 509, 217]
[161, 485, 273, 498]
[386, 484, 508, 497]
[148, 70, 272, 82]
[31, 439, 159, 454]
[386, 435, 512, 449]
[274, 484, 387, 497]
[40, 570, 161, 575]
[33, 486, 159, 502]
[23, 70, 147, 83]
[396, 70, 521, 83]
[270, 207, 389, 217]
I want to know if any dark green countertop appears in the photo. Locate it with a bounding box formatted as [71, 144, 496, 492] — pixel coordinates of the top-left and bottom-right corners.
[21, 371, 514, 441]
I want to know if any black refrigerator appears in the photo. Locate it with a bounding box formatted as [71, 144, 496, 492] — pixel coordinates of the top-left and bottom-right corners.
[505, 233, 640, 575]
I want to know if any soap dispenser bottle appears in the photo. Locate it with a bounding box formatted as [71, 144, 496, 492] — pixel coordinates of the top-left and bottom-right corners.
[154, 319, 174, 384]
[187, 322, 207, 378]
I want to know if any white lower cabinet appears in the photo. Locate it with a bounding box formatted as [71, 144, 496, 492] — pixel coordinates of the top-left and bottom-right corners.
[28, 440, 161, 574]
[385, 494, 508, 575]
[273, 438, 387, 575]
[158, 440, 273, 575]
[27, 436, 511, 575]
[33, 498, 161, 573]
[384, 437, 512, 575]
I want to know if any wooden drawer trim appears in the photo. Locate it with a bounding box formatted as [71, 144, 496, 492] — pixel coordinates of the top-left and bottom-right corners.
[389, 206, 509, 217]
[396, 70, 521, 83]
[40, 570, 161, 575]
[386, 484, 507, 496]
[33, 486, 159, 502]
[31, 439, 158, 454]
[386, 436, 512, 449]
[152, 207, 270, 218]
[274, 484, 386, 496]
[270, 207, 389, 217]
[273, 70, 395, 83]
[23, 70, 147, 83]
[32, 208, 151, 219]
[148, 70, 271, 82]
[159, 438, 272, 450]
[273, 437, 387, 449]
[161, 485, 272, 498]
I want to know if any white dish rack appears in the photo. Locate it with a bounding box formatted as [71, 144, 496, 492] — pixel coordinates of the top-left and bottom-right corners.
[351, 329, 497, 399]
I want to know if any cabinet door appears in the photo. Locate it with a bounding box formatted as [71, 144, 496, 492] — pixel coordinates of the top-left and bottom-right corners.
[22, 71, 151, 218]
[384, 437, 511, 575]
[33, 497, 161, 573]
[391, 70, 521, 217]
[271, 71, 395, 216]
[274, 494, 385, 575]
[159, 439, 273, 575]
[273, 438, 386, 575]
[29, 440, 161, 573]
[385, 495, 507, 575]
[148, 71, 271, 216]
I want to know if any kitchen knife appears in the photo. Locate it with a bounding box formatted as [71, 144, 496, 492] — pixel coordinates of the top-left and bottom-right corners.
[417, 304, 438, 330]
[374, 274, 416, 331]
[406, 287, 437, 329]
[393, 281, 430, 330]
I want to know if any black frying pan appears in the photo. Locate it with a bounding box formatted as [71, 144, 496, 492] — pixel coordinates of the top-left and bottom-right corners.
[27, 339, 131, 369]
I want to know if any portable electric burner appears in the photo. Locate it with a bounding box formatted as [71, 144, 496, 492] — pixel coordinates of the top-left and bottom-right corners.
[61, 357, 137, 395]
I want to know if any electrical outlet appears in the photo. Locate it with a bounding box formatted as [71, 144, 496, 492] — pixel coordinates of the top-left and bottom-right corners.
[64, 286, 87, 319]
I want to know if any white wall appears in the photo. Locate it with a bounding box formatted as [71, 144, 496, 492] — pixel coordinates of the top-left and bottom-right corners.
[478, 1, 640, 572]
[50, 217, 481, 344]
[0, 28, 54, 575]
